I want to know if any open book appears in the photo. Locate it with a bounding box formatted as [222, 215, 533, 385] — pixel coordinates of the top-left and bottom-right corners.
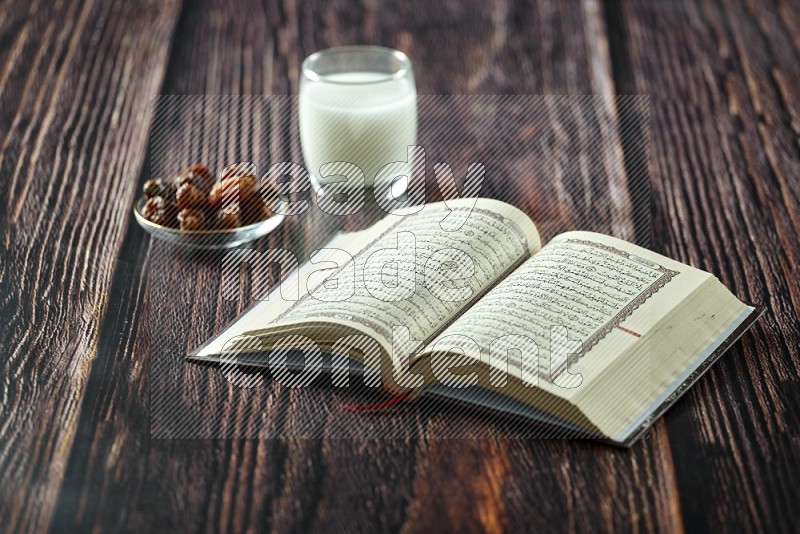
[189, 199, 760, 446]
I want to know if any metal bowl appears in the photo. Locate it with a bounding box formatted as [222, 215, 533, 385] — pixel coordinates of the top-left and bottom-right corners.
[133, 197, 286, 250]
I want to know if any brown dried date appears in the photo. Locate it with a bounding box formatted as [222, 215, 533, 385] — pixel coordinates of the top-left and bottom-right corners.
[208, 175, 258, 208]
[141, 196, 178, 227]
[215, 205, 241, 229]
[143, 179, 177, 200]
[241, 198, 271, 225]
[177, 208, 206, 231]
[176, 183, 207, 209]
[141, 162, 274, 233]
[176, 164, 215, 193]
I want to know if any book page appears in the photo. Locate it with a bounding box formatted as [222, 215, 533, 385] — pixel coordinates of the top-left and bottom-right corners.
[189, 223, 392, 360]
[245, 199, 541, 355]
[423, 231, 714, 396]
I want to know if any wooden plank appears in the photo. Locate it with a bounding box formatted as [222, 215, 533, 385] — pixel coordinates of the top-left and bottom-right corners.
[610, 0, 800, 530]
[42, 0, 699, 532]
[50, 0, 323, 530]
[0, 0, 182, 531]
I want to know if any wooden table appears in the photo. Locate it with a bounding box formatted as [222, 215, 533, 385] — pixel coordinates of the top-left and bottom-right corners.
[1, 0, 798, 532]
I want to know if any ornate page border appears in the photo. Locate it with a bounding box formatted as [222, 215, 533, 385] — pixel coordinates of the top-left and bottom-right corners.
[562, 238, 679, 360]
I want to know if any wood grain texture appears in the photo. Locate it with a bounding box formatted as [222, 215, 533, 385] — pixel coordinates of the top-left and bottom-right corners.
[46, 0, 678, 533]
[0, 0, 182, 532]
[609, 0, 800, 531]
[0, 0, 797, 532]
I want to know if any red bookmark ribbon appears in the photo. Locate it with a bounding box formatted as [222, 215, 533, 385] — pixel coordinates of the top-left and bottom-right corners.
[616, 325, 642, 338]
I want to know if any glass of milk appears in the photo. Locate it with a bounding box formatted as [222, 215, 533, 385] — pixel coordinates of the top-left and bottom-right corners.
[299, 46, 417, 200]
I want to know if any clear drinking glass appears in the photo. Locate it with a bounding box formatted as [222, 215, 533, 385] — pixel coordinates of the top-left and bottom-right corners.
[299, 46, 417, 199]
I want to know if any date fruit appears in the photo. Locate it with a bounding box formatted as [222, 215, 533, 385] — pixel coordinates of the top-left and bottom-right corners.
[176, 183, 207, 209]
[215, 205, 241, 229]
[142, 196, 178, 227]
[241, 198, 271, 225]
[177, 164, 215, 193]
[143, 179, 176, 200]
[141, 163, 273, 234]
[208, 175, 258, 208]
[178, 208, 206, 231]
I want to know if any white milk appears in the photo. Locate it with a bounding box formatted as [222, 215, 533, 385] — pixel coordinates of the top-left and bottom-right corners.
[299, 72, 417, 190]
